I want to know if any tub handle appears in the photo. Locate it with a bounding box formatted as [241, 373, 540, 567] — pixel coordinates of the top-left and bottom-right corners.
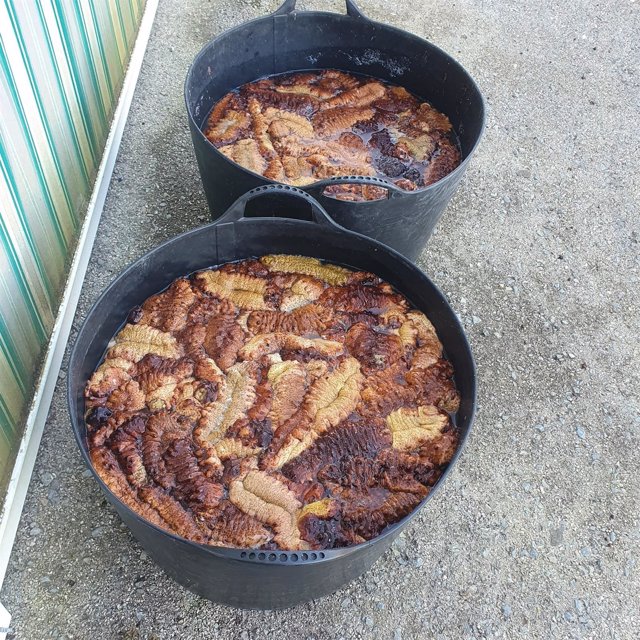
[305, 175, 409, 201]
[215, 184, 343, 228]
[272, 0, 366, 20]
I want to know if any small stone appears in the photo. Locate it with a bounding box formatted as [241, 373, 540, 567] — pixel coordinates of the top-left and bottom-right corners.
[580, 546, 591, 557]
[240, 631, 250, 640]
[40, 575, 51, 584]
[517, 168, 532, 178]
[550, 527, 564, 546]
[136, 612, 144, 622]
[564, 611, 576, 622]
[82, 469, 93, 478]
[529, 548, 539, 559]
[40, 472, 54, 486]
[375, 601, 385, 610]
[363, 616, 374, 628]
[472, 315, 481, 324]
[341, 597, 352, 608]
[502, 603, 512, 618]
[576, 426, 586, 439]
[533, 423, 545, 432]
[608, 531, 617, 543]
[47, 487, 61, 505]
[91, 526, 106, 538]
[140, 551, 148, 561]
[575, 598, 587, 614]
[394, 630, 403, 640]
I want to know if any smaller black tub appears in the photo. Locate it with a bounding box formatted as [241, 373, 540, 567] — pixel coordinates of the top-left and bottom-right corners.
[185, 0, 485, 261]
[68, 185, 476, 609]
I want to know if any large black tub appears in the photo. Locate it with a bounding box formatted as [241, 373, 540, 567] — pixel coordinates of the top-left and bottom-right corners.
[185, 0, 485, 260]
[68, 186, 476, 609]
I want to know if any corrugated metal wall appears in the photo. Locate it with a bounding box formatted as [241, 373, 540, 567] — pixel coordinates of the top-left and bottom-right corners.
[0, 0, 146, 498]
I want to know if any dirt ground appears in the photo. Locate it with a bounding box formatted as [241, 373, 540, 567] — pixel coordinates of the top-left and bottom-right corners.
[2, 1, 639, 638]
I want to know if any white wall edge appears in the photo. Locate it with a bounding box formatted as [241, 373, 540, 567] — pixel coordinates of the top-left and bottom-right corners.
[0, 0, 160, 601]
[0, 601, 10, 640]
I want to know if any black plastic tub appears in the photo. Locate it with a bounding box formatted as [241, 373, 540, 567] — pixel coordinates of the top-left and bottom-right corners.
[68, 185, 476, 609]
[184, 0, 485, 261]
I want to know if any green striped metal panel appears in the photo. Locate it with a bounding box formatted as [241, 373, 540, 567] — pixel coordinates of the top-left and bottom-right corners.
[0, 0, 146, 498]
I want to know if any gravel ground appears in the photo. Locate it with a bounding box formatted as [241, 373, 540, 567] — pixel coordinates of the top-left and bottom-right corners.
[2, 0, 639, 638]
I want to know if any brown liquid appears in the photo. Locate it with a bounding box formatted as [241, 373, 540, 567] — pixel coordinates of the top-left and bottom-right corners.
[85, 256, 460, 550]
[203, 69, 461, 201]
